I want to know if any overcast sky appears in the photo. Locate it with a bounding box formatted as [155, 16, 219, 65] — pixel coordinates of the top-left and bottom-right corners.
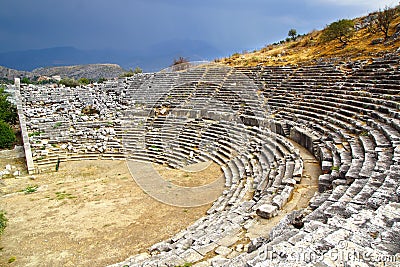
[0, 0, 398, 55]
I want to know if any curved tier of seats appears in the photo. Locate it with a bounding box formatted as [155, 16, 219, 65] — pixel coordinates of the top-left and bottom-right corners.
[111, 56, 399, 266]
[216, 55, 400, 266]
[16, 55, 400, 267]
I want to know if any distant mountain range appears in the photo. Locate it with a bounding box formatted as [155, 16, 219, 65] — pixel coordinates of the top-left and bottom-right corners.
[0, 39, 222, 73]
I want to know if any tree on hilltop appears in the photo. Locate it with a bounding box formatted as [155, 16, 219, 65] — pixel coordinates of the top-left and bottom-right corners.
[376, 6, 398, 41]
[288, 29, 298, 41]
[320, 19, 355, 46]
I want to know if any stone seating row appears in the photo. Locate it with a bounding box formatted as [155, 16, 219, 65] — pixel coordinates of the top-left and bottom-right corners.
[214, 56, 400, 266]
[16, 57, 400, 266]
[114, 56, 400, 266]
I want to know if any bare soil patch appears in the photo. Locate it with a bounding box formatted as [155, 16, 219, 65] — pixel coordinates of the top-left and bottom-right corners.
[0, 160, 210, 267]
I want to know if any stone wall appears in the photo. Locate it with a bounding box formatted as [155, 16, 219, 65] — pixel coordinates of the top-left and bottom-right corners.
[14, 78, 35, 174]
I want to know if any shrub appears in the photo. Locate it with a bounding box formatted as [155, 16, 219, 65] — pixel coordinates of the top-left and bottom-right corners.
[0, 210, 7, 235]
[24, 185, 39, 194]
[231, 53, 241, 58]
[59, 78, 79, 88]
[0, 86, 18, 125]
[0, 120, 16, 149]
[119, 67, 142, 78]
[97, 77, 107, 83]
[133, 67, 143, 74]
[171, 56, 190, 71]
[119, 70, 134, 78]
[21, 77, 32, 84]
[78, 77, 92, 85]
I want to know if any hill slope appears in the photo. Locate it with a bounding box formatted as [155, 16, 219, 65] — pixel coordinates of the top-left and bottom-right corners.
[0, 66, 30, 82]
[0, 64, 126, 81]
[31, 64, 126, 80]
[219, 9, 400, 67]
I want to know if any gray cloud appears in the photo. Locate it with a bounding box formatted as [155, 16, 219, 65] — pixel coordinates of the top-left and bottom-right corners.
[0, 0, 394, 55]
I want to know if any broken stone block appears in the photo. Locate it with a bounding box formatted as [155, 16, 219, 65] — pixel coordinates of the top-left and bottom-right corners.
[256, 204, 278, 219]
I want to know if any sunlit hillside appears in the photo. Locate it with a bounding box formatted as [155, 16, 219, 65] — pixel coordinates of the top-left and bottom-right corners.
[219, 8, 400, 67]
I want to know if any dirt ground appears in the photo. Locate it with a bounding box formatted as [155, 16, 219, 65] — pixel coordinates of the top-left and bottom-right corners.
[153, 161, 223, 187]
[0, 159, 211, 267]
[0, 140, 322, 267]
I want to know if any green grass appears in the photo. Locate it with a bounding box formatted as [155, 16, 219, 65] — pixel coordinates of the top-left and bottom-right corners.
[53, 122, 62, 128]
[28, 131, 41, 137]
[330, 166, 340, 171]
[23, 185, 39, 194]
[8, 256, 16, 263]
[175, 263, 192, 267]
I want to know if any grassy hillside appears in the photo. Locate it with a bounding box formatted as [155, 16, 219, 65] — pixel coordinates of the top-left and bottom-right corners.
[219, 8, 400, 67]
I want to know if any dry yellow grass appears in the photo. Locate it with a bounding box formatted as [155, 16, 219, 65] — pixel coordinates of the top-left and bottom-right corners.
[220, 12, 400, 67]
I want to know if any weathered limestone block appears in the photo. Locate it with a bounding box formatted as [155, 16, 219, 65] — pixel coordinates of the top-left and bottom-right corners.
[215, 246, 232, 256]
[256, 204, 278, 219]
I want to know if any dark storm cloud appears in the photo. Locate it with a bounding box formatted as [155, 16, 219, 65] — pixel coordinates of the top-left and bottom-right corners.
[0, 0, 397, 54]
